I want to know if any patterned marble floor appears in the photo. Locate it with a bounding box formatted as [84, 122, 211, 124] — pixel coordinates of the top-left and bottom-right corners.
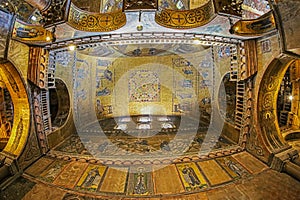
[1, 151, 300, 200]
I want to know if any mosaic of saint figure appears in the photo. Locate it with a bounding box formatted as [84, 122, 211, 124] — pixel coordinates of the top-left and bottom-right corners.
[104, 69, 113, 81]
[96, 99, 104, 114]
[96, 87, 110, 96]
[182, 165, 201, 187]
[134, 168, 147, 194]
[81, 167, 101, 188]
[16, 27, 44, 38]
[226, 160, 243, 176]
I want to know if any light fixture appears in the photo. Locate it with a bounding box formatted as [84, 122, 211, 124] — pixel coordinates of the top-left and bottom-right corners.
[31, 15, 37, 21]
[68, 45, 76, 51]
[288, 95, 294, 101]
[136, 10, 143, 31]
[46, 36, 51, 41]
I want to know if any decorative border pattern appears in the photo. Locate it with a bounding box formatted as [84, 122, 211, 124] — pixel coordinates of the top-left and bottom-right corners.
[45, 32, 242, 50]
[32, 88, 48, 154]
[41, 0, 70, 27]
[28, 47, 49, 89]
[48, 145, 244, 166]
[155, 0, 216, 29]
[67, 3, 126, 32]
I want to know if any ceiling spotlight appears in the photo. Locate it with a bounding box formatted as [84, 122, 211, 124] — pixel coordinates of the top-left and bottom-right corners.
[68, 45, 76, 51]
[288, 95, 293, 101]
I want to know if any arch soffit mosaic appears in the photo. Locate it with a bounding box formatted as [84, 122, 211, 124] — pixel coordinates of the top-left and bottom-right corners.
[0, 62, 30, 158]
[256, 56, 294, 156]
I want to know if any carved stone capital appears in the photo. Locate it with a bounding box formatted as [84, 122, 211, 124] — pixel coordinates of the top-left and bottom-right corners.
[270, 148, 298, 171]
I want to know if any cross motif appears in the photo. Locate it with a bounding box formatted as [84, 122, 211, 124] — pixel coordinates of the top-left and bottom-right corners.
[100, 16, 111, 25]
[173, 14, 184, 24]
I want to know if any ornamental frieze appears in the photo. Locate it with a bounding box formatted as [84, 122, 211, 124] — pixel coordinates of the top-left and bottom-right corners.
[265, 75, 279, 91]
[67, 3, 126, 32]
[155, 0, 216, 29]
[41, 0, 69, 27]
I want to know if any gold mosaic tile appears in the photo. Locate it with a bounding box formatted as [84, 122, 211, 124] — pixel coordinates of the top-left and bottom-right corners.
[25, 157, 54, 177]
[39, 160, 69, 183]
[152, 164, 185, 194]
[197, 160, 232, 186]
[22, 183, 66, 200]
[75, 164, 107, 192]
[163, 192, 208, 200]
[98, 167, 128, 193]
[127, 165, 154, 196]
[176, 162, 208, 191]
[53, 161, 88, 188]
[216, 156, 249, 178]
[232, 152, 268, 174]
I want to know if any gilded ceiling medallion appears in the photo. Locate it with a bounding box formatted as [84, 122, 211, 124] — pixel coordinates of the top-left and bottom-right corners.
[155, 0, 216, 29]
[67, 3, 126, 32]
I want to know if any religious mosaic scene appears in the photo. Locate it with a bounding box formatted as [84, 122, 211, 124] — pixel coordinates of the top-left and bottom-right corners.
[0, 0, 300, 199]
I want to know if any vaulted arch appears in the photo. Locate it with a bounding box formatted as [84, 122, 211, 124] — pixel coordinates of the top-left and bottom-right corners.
[0, 61, 30, 157]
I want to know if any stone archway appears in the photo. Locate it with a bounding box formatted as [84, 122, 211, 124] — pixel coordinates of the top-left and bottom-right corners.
[256, 57, 293, 154]
[253, 56, 300, 178]
[0, 62, 30, 157]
